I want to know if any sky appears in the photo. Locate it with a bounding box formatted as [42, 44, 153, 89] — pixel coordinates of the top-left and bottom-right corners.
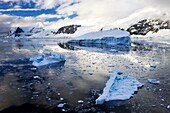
[0, 0, 170, 34]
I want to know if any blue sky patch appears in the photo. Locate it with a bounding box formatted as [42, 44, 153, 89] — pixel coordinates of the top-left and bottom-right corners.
[46, 17, 65, 22]
[68, 13, 78, 19]
[0, 1, 36, 9]
[1, 8, 57, 17]
[0, 1, 17, 9]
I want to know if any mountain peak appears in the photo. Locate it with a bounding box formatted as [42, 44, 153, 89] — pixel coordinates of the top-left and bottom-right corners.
[36, 22, 44, 28]
[29, 23, 45, 34]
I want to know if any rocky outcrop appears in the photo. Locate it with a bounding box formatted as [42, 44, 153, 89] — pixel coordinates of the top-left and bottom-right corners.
[14, 27, 24, 37]
[127, 19, 170, 35]
[55, 25, 81, 34]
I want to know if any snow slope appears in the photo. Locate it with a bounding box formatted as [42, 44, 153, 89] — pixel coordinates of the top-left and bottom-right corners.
[73, 28, 130, 39]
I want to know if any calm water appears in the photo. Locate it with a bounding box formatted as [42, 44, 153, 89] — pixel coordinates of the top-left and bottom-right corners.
[0, 38, 169, 113]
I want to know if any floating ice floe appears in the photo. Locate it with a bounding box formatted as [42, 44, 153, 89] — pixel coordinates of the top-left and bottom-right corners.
[96, 71, 143, 105]
[30, 52, 65, 67]
[147, 79, 160, 84]
[78, 100, 84, 104]
[68, 29, 130, 46]
[57, 103, 65, 108]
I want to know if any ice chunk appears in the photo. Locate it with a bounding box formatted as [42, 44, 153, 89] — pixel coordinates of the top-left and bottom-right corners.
[57, 103, 65, 108]
[148, 79, 160, 84]
[167, 105, 170, 109]
[78, 100, 84, 104]
[96, 71, 143, 105]
[30, 53, 45, 62]
[60, 98, 64, 101]
[30, 53, 65, 67]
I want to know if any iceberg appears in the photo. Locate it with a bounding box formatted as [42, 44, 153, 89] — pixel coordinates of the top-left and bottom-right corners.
[96, 71, 143, 105]
[147, 79, 160, 84]
[68, 29, 130, 46]
[30, 53, 65, 67]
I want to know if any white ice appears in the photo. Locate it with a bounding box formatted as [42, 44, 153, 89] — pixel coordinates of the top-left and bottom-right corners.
[30, 52, 65, 67]
[96, 70, 143, 105]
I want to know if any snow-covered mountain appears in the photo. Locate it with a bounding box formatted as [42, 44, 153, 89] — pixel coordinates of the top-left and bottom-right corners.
[29, 27, 44, 34]
[29, 22, 45, 34]
[6, 18, 170, 40]
[8, 27, 25, 37]
[127, 19, 170, 35]
[29, 25, 98, 38]
[7, 23, 45, 38]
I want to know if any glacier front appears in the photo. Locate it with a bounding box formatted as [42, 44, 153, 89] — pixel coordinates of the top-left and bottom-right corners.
[68, 29, 131, 46]
[96, 71, 143, 105]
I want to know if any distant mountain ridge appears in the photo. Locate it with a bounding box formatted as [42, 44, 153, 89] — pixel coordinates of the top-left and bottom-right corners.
[6, 19, 170, 38]
[127, 19, 170, 35]
[7, 24, 81, 38]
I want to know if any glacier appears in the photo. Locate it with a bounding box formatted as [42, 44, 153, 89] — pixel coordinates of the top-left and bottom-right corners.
[96, 70, 143, 105]
[68, 29, 130, 46]
[30, 52, 65, 67]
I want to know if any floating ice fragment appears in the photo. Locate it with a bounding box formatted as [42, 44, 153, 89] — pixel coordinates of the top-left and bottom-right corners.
[30, 67, 37, 71]
[57, 103, 65, 108]
[148, 79, 160, 84]
[60, 98, 64, 101]
[167, 105, 170, 109]
[33, 76, 41, 79]
[96, 71, 143, 105]
[57, 93, 61, 95]
[30, 52, 65, 67]
[78, 100, 84, 103]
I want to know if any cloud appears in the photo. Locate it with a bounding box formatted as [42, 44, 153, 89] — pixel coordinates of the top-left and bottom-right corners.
[53, 0, 170, 29]
[143, 0, 170, 9]
[0, 23, 10, 33]
[0, 0, 170, 30]
[54, 0, 144, 27]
